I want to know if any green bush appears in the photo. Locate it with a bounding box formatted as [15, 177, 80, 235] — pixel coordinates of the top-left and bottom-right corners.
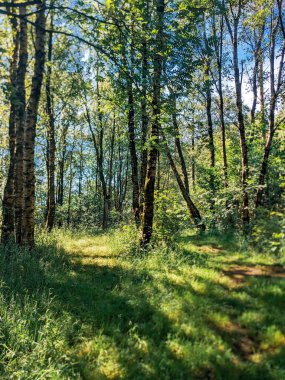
[153, 190, 188, 248]
[251, 208, 285, 255]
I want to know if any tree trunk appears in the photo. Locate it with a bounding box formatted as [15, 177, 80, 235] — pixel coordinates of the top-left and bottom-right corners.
[203, 16, 215, 195]
[67, 166, 74, 227]
[226, 12, 250, 226]
[22, 1, 46, 248]
[205, 63, 215, 196]
[218, 73, 228, 188]
[85, 80, 110, 229]
[45, 13, 56, 232]
[140, 37, 149, 211]
[14, 6, 28, 245]
[256, 13, 284, 207]
[191, 127, 196, 189]
[127, 82, 141, 226]
[108, 115, 116, 199]
[164, 137, 205, 229]
[250, 56, 258, 125]
[213, 13, 228, 187]
[141, 0, 165, 246]
[250, 24, 265, 142]
[259, 54, 266, 142]
[172, 95, 189, 192]
[57, 124, 68, 207]
[1, 11, 19, 244]
[256, 131, 274, 207]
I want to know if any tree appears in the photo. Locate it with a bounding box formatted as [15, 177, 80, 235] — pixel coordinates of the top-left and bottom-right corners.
[225, 1, 250, 226]
[141, 0, 165, 246]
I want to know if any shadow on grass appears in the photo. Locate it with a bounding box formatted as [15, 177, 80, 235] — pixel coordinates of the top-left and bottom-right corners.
[1, 235, 285, 380]
[178, 230, 242, 253]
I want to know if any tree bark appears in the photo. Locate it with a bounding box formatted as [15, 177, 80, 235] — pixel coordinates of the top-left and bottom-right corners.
[127, 81, 141, 226]
[191, 126, 196, 189]
[249, 24, 265, 142]
[45, 12, 56, 232]
[14, 5, 28, 245]
[67, 163, 74, 227]
[226, 9, 250, 226]
[85, 80, 110, 229]
[171, 95, 189, 192]
[57, 124, 68, 207]
[205, 62, 215, 195]
[203, 16, 215, 196]
[256, 13, 285, 207]
[141, 0, 165, 246]
[259, 53, 266, 142]
[140, 37, 149, 211]
[22, 1, 46, 247]
[1, 9, 19, 243]
[163, 136, 205, 230]
[212, 13, 228, 187]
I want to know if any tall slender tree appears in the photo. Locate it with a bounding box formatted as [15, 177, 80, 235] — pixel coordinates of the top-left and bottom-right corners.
[1, 7, 19, 243]
[22, 0, 46, 247]
[45, 8, 56, 232]
[141, 0, 165, 246]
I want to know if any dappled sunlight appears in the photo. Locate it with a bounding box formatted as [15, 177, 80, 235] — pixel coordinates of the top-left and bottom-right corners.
[1, 230, 285, 379]
[57, 232, 284, 379]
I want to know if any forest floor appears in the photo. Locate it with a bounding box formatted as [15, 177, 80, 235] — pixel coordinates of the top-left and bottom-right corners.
[1, 229, 285, 379]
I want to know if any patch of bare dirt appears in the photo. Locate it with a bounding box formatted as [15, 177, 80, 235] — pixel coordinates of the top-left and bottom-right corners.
[223, 265, 285, 283]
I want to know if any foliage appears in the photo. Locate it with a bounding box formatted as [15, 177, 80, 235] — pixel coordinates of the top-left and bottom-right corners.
[153, 190, 189, 247]
[251, 208, 285, 255]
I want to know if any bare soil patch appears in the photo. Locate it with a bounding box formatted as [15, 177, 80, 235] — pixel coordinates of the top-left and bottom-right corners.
[223, 265, 285, 283]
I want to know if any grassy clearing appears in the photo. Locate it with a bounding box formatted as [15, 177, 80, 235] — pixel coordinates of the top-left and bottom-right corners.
[0, 229, 285, 379]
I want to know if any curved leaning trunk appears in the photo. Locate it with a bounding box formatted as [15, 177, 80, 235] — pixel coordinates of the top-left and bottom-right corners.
[164, 139, 205, 230]
[171, 96, 189, 193]
[22, 1, 46, 248]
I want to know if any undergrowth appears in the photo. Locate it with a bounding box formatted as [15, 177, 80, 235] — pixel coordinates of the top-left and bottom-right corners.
[0, 227, 284, 379]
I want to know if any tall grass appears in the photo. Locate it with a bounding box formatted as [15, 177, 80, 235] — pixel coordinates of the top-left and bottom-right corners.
[0, 228, 284, 379]
[0, 235, 80, 379]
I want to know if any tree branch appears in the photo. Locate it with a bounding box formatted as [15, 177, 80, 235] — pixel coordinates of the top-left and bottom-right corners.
[0, 0, 40, 7]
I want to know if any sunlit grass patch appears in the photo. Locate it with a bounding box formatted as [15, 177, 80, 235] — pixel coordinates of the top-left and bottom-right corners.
[260, 326, 285, 351]
[0, 229, 285, 379]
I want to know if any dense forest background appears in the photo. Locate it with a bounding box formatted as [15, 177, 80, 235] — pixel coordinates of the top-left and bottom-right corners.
[0, 0, 284, 378]
[0, 0, 284, 248]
